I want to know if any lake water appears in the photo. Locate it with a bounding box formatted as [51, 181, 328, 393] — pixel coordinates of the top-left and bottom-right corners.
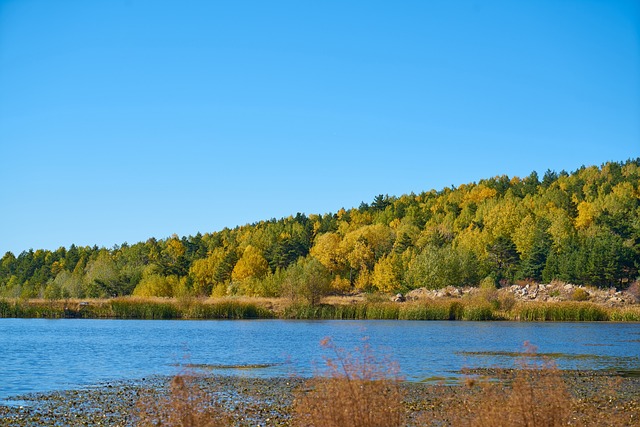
[1, 319, 638, 402]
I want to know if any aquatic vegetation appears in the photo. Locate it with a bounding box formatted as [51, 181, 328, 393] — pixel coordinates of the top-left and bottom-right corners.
[512, 302, 610, 321]
[0, 296, 638, 322]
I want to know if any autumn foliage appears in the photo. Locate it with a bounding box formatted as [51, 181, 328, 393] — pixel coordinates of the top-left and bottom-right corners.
[2, 160, 638, 300]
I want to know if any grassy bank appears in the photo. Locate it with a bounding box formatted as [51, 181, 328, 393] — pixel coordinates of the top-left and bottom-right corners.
[1, 297, 638, 321]
[0, 297, 274, 320]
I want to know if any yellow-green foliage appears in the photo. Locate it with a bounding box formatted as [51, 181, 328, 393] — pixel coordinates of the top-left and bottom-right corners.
[2, 160, 638, 300]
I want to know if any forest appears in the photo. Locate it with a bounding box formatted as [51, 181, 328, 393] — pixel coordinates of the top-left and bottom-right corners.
[1, 159, 638, 302]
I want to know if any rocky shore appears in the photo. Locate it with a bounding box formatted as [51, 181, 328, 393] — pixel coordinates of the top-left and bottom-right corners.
[1, 370, 637, 426]
[405, 282, 639, 307]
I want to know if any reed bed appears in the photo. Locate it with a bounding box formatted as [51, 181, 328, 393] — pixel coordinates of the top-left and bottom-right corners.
[0, 298, 273, 320]
[184, 300, 273, 319]
[0, 299, 66, 318]
[510, 302, 610, 321]
[0, 297, 638, 321]
[110, 299, 181, 319]
[282, 300, 495, 321]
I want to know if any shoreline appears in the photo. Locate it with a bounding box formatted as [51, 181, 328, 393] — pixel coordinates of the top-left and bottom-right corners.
[1, 295, 639, 321]
[1, 369, 638, 426]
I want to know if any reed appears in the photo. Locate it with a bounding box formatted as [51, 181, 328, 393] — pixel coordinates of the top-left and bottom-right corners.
[0, 299, 17, 317]
[136, 374, 229, 427]
[1, 296, 638, 322]
[608, 306, 640, 322]
[293, 337, 404, 427]
[185, 300, 274, 319]
[364, 303, 400, 320]
[0, 299, 66, 318]
[451, 352, 571, 426]
[110, 299, 180, 319]
[398, 300, 454, 320]
[512, 302, 609, 321]
[462, 302, 494, 321]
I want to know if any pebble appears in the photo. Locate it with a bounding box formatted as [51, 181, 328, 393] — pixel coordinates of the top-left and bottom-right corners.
[0, 371, 637, 426]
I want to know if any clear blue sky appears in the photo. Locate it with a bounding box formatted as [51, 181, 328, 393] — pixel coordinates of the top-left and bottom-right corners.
[1, 0, 638, 255]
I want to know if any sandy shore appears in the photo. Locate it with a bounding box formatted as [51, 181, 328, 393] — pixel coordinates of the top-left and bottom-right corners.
[1, 370, 638, 426]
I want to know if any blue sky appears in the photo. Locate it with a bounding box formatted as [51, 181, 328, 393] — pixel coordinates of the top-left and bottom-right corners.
[1, 0, 638, 255]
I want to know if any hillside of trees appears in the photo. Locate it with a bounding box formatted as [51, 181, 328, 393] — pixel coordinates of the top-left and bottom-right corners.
[1, 159, 639, 301]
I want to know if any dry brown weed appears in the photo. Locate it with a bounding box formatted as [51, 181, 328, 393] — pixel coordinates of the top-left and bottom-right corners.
[293, 337, 405, 427]
[136, 374, 229, 427]
[452, 343, 571, 427]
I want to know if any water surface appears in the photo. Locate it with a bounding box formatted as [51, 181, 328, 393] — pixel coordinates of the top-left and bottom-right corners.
[1, 319, 638, 401]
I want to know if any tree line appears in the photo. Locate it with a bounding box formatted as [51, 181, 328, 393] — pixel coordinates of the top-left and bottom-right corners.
[1, 159, 638, 302]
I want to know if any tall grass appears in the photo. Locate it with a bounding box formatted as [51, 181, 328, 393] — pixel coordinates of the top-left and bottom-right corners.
[451, 345, 571, 427]
[608, 306, 640, 321]
[0, 298, 273, 320]
[0, 299, 66, 318]
[135, 374, 229, 427]
[293, 337, 404, 427]
[512, 302, 610, 321]
[184, 300, 273, 319]
[283, 300, 495, 320]
[1, 297, 638, 321]
[110, 299, 180, 319]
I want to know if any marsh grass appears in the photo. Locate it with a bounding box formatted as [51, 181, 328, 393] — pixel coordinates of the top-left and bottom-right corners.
[184, 300, 273, 319]
[293, 337, 405, 427]
[283, 300, 495, 320]
[0, 297, 273, 319]
[135, 374, 229, 427]
[450, 343, 571, 427]
[512, 302, 609, 321]
[111, 299, 180, 319]
[0, 298, 66, 318]
[1, 296, 638, 321]
[608, 305, 640, 321]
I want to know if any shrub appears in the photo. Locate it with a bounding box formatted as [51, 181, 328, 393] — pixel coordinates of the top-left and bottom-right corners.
[571, 288, 590, 301]
[626, 281, 640, 303]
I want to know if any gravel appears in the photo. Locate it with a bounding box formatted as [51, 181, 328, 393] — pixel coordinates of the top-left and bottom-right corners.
[1, 370, 638, 426]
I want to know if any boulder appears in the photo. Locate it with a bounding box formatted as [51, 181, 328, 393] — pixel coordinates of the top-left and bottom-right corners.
[391, 293, 406, 303]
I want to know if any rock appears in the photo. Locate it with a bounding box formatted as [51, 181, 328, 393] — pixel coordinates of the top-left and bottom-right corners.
[391, 293, 406, 303]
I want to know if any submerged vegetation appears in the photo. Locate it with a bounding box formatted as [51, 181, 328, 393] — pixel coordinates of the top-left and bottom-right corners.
[1, 160, 639, 303]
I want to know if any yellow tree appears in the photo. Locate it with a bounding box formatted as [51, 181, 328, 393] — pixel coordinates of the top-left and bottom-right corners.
[231, 245, 269, 283]
[340, 224, 394, 266]
[310, 232, 346, 273]
[189, 248, 225, 296]
[574, 201, 596, 230]
[372, 254, 402, 293]
[512, 214, 538, 257]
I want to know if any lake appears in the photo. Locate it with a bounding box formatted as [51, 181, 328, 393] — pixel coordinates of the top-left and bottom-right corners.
[1, 319, 638, 402]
